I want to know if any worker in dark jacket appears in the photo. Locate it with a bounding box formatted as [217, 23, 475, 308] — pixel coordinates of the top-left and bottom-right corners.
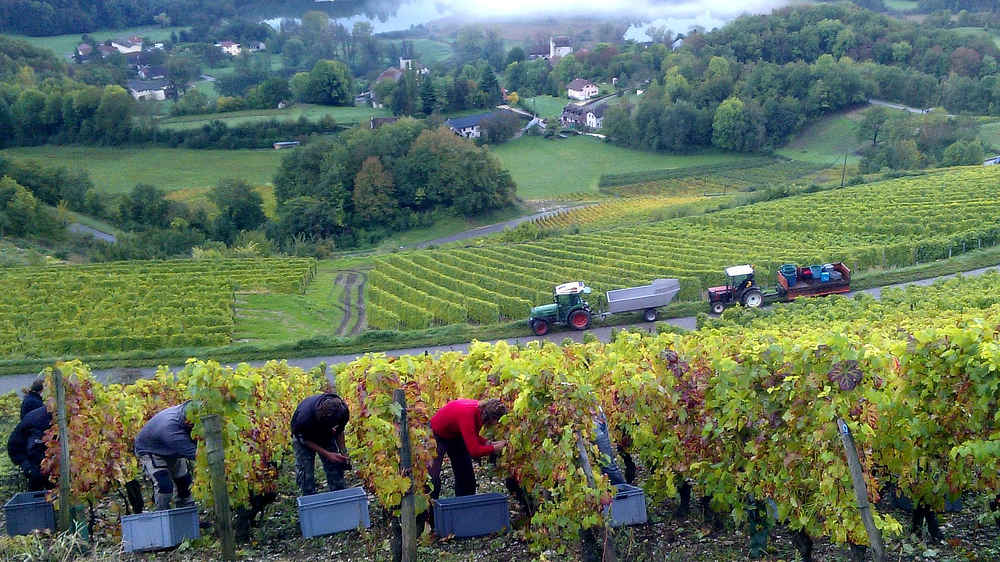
[7, 406, 53, 491]
[20, 378, 43, 420]
[429, 399, 507, 498]
[290, 393, 350, 496]
[134, 402, 197, 510]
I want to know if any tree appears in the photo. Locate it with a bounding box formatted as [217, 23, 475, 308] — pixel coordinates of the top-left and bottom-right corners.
[352, 156, 396, 224]
[479, 111, 522, 144]
[858, 107, 890, 146]
[248, 78, 291, 109]
[711, 97, 764, 152]
[209, 178, 266, 243]
[419, 76, 436, 116]
[504, 62, 526, 93]
[119, 184, 170, 229]
[94, 85, 133, 144]
[478, 66, 500, 107]
[301, 60, 353, 105]
[167, 55, 201, 93]
[505, 46, 526, 66]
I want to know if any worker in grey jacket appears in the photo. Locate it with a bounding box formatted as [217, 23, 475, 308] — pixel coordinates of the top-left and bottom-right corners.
[134, 402, 197, 510]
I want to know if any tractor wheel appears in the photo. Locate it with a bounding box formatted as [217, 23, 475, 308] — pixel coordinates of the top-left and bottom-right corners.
[742, 290, 763, 308]
[568, 309, 591, 330]
[710, 302, 726, 315]
[643, 308, 658, 322]
[530, 319, 550, 336]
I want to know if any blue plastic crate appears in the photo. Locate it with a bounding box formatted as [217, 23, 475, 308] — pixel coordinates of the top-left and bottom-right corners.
[4, 491, 55, 536]
[433, 493, 509, 537]
[121, 505, 199, 552]
[605, 484, 647, 527]
[297, 487, 370, 538]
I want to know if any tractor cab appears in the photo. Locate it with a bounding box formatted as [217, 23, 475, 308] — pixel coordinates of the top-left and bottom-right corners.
[707, 264, 763, 314]
[528, 281, 593, 335]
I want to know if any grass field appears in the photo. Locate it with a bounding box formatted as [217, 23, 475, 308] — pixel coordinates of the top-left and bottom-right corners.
[520, 95, 571, 119]
[1, 25, 187, 57]
[981, 121, 1000, 150]
[776, 107, 866, 165]
[953, 27, 1000, 49]
[387, 38, 452, 64]
[1, 146, 284, 193]
[491, 135, 754, 199]
[157, 103, 391, 130]
[884, 0, 918, 11]
[165, 184, 277, 217]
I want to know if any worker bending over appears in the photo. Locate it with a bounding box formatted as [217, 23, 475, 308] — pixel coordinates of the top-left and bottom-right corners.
[291, 393, 351, 495]
[134, 402, 197, 510]
[429, 398, 507, 498]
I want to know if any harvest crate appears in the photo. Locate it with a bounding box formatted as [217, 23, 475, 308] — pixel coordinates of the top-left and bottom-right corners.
[606, 484, 647, 527]
[297, 487, 370, 538]
[433, 493, 509, 537]
[121, 505, 199, 552]
[4, 491, 55, 536]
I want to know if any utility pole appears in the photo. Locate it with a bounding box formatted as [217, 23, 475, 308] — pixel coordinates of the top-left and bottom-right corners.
[841, 152, 848, 187]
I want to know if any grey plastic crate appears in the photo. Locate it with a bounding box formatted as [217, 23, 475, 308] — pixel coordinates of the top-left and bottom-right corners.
[121, 505, 199, 552]
[606, 484, 647, 527]
[297, 487, 370, 538]
[4, 491, 55, 536]
[433, 493, 509, 537]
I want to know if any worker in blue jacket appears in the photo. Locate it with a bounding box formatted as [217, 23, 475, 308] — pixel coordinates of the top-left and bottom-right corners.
[7, 406, 53, 491]
[134, 402, 197, 511]
[20, 378, 43, 419]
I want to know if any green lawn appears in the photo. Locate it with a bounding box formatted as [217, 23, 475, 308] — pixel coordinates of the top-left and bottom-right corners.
[952, 27, 1000, 49]
[981, 121, 1000, 151]
[520, 95, 570, 120]
[1, 25, 187, 57]
[387, 38, 453, 65]
[491, 135, 758, 199]
[0, 146, 284, 193]
[158, 103, 392, 130]
[884, 0, 918, 11]
[234, 260, 348, 344]
[776, 108, 866, 165]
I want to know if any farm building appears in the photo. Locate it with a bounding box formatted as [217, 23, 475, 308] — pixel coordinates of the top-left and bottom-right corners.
[126, 79, 169, 101]
[550, 36, 572, 58]
[561, 96, 615, 129]
[111, 36, 143, 54]
[567, 78, 598, 101]
[445, 113, 493, 138]
[216, 41, 241, 56]
[273, 141, 301, 150]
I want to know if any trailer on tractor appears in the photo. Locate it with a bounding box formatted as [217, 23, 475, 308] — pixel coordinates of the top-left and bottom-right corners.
[707, 263, 851, 314]
[528, 279, 680, 336]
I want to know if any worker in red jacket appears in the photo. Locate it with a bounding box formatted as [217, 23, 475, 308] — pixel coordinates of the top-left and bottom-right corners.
[429, 399, 507, 498]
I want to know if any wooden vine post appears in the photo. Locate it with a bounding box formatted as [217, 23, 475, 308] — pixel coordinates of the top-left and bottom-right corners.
[575, 434, 618, 562]
[53, 367, 73, 531]
[393, 389, 417, 562]
[836, 418, 886, 562]
[202, 414, 236, 561]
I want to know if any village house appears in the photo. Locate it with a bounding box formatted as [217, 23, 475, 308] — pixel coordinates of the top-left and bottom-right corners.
[561, 96, 615, 129]
[75, 43, 93, 59]
[126, 79, 170, 101]
[550, 36, 572, 59]
[370, 116, 399, 129]
[445, 113, 492, 138]
[567, 78, 598, 101]
[111, 36, 143, 54]
[138, 65, 167, 80]
[96, 44, 117, 58]
[246, 41, 266, 52]
[215, 41, 241, 56]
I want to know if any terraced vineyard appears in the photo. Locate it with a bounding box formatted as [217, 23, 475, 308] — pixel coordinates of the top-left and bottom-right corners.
[531, 196, 704, 230]
[0, 258, 316, 357]
[369, 166, 1000, 330]
[601, 160, 826, 196]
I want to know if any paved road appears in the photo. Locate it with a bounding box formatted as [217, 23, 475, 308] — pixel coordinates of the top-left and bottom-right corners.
[4, 264, 1000, 395]
[868, 99, 955, 118]
[410, 205, 586, 249]
[68, 223, 116, 243]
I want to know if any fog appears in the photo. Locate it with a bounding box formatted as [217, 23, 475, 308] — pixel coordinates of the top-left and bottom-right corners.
[324, 0, 792, 35]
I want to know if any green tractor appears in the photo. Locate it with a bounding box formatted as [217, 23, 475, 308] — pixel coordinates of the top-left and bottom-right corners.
[528, 281, 593, 335]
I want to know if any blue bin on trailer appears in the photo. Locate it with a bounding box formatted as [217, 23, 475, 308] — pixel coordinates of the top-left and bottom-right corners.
[820, 270, 830, 282]
[779, 264, 798, 285]
[4, 491, 55, 536]
[433, 493, 509, 537]
[809, 265, 823, 278]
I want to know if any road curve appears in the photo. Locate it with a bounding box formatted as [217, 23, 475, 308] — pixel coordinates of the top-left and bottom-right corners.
[3, 263, 999, 395]
[409, 205, 587, 249]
